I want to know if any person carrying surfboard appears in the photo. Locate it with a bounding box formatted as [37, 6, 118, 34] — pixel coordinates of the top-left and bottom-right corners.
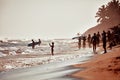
[32, 39, 35, 49]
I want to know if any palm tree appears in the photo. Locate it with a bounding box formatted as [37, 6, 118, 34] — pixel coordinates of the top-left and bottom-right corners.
[96, 0, 120, 24]
[106, 0, 120, 24]
[95, 5, 108, 23]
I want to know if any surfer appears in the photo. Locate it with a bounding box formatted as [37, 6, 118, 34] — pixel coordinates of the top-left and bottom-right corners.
[32, 39, 35, 49]
[49, 42, 54, 55]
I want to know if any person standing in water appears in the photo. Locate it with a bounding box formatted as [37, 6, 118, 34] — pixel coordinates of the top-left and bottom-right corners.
[102, 31, 107, 53]
[91, 33, 98, 53]
[38, 39, 41, 46]
[87, 34, 92, 48]
[97, 31, 101, 47]
[49, 42, 54, 55]
[78, 36, 82, 49]
[82, 36, 86, 48]
[32, 39, 35, 49]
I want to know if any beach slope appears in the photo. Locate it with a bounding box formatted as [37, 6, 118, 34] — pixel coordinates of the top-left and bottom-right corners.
[72, 46, 120, 80]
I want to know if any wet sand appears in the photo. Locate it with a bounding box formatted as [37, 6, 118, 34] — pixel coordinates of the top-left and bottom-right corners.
[71, 45, 120, 80]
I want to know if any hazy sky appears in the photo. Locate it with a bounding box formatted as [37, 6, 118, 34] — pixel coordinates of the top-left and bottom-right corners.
[0, 0, 111, 39]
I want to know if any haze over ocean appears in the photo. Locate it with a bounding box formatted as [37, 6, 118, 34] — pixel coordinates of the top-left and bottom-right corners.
[0, 0, 111, 39]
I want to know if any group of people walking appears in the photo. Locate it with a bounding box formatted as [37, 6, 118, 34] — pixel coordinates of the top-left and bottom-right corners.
[77, 30, 112, 54]
[77, 24, 120, 54]
[77, 31, 101, 53]
[91, 31, 107, 53]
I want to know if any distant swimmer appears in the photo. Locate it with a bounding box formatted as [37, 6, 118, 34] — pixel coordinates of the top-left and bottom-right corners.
[49, 42, 54, 55]
[91, 33, 98, 53]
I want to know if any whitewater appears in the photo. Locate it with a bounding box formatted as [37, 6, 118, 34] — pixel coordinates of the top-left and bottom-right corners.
[0, 39, 93, 80]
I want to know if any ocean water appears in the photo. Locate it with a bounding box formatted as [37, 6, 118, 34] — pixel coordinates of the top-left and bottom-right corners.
[0, 39, 93, 80]
[0, 39, 78, 56]
[0, 39, 93, 69]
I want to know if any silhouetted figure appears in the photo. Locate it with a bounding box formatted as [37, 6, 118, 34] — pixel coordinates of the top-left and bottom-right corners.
[102, 31, 107, 53]
[49, 42, 54, 55]
[0, 40, 3, 43]
[82, 36, 86, 48]
[107, 30, 112, 49]
[107, 30, 111, 42]
[78, 37, 82, 49]
[87, 34, 92, 48]
[91, 33, 98, 53]
[38, 39, 41, 46]
[97, 32, 101, 46]
[32, 39, 35, 49]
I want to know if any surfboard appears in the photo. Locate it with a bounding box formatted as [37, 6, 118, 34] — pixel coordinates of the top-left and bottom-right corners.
[28, 42, 40, 46]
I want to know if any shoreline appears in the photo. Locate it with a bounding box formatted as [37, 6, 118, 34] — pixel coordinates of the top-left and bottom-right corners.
[71, 45, 120, 80]
[0, 48, 93, 72]
[0, 49, 93, 80]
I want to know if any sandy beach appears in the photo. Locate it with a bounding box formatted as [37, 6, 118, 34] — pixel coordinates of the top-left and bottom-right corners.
[71, 45, 120, 80]
[0, 0, 120, 80]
